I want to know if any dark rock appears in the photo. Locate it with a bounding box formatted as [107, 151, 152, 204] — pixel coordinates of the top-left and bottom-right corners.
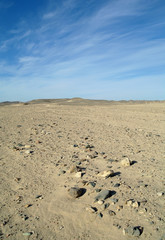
[88, 182, 96, 187]
[98, 212, 103, 218]
[68, 187, 85, 198]
[123, 226, 143, 237]
[95, 190, 111, 202]
[114, 183, 120, 187]
[95, 189, 101, 192]
[108, 210, 116, 216]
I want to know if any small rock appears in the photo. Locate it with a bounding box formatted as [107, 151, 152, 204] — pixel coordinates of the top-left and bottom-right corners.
[75, 172, 82, 178]
[123, 226, 143, 237]
[121, 157, 132, 167]
[73, 144, 78, 147]
[59, 170, 66, 175]
[104, 203, 110, 209]
[81, 180, 88, 186]
[98, 212, 103, 218]
[24, 145, 31, 149]
[23, 232, 33, 236]
[157, 192, 164, 197]
[25, 150, 33, 154]
[98, 170, 114, 178]
[88, 182, 96, 187]
[114, 183, 120, 187]
[14, 177, 21, 182]
[35, 195, 42, 199]
[98, 200, 104, 205]
[117, 205, 123, 211]
[68, 187, 85, 198]
[108, 210, 116, 216]
[86, 206, 97, 213]
[95, 188, 101, 192]
[132, 201, 139, 208]
[110, 198, 118, 204]
[126, 199, 139, 208]
[95, 190, 111, 202]
[24, 204, 32, 208]
[69, 165, 80, 173]
[85, 144, 94, 149]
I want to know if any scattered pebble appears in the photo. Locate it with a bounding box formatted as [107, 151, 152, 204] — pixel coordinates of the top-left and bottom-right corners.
[68, 187, 85, 198]
[98, 212, 103, 218]
[69, 165, 80, 173]
[25, 150, 33, 154]
[23, 232, 33, 236]
[114, 183, 120, 187]
[75, 172, 82, 178]
[121, 157, 132, 167]
[86, 206, 97, 213]
[24, 145, 31, 149]
[98, 200, 104, 205]
[35, 195, 42, 199]
[24, 204, 32, 208]
[126, 199, 139, 208]
[95, 190, 111, 202]
[108, 210, 116, 216]
[110, 198, 118, 204]
[98, 170, 114, 178]
[157, 192, 164, 197]
[88, 182, 96, 187]
[123, 226, 143, 237]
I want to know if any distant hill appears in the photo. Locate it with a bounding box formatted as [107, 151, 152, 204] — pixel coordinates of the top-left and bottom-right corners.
[0, 98, 164, 106]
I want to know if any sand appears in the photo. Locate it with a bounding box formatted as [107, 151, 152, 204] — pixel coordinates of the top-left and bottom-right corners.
[0, 100, 164, 240]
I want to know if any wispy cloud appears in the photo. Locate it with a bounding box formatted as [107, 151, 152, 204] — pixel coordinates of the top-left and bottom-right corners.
[0, 0, 165, 101]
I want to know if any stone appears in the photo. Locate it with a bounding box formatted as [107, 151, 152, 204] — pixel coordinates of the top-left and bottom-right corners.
[25, 150, 33, 154]
[24, 145, 31, 149]
[69, 165, 80, 173]
[23, 232, 33, 236]
[35, 195, 42, 199]
[86, 206, 97, 213]
[95, 188, 101, 192]
[95, 190, 111, 202]
[98, 200, 104, 205]
[68, 187, 84, 198]
[88, 182, 96, 187]
[132, 201, 139, 208]
[110, 198, 118, 204]
[114, 183, 120, 187]
[73, 144, 78, 147]
[121, 157, 132, 167]
[98, 170, 114, 178]
[126, 199, 139, 208]
[157, 192, 164, 197]
[98, 212, 103, 218]
[59, 170, 66, 175]
[75, 172, 82, 178]
[108, 210, 116, 216]
[123, 226, 143, 237]
[117, 205, 123, 211]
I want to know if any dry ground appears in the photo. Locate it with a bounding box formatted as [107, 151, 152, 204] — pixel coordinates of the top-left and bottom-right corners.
[0, 100, 165, 240]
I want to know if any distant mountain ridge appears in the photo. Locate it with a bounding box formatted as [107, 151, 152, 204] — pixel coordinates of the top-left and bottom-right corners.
[0, 98, 164, 106]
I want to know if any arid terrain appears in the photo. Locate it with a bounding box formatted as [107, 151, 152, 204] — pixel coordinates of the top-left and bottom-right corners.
[0, 99, 165, 240]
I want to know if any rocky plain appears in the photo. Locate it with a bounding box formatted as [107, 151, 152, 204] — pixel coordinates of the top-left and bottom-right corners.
[0, 98, 164, 240]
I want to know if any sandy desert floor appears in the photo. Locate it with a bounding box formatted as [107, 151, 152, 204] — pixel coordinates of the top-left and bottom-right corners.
[0, 100, 165, 240]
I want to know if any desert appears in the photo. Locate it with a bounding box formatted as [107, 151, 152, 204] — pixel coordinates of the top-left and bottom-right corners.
[0, 99, 165, 240]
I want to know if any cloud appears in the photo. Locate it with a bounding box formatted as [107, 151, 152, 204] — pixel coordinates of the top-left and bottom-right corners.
[0, 0, 165, 101]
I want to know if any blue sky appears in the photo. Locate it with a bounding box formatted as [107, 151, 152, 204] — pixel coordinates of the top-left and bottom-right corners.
[0, 0, 165, 101]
